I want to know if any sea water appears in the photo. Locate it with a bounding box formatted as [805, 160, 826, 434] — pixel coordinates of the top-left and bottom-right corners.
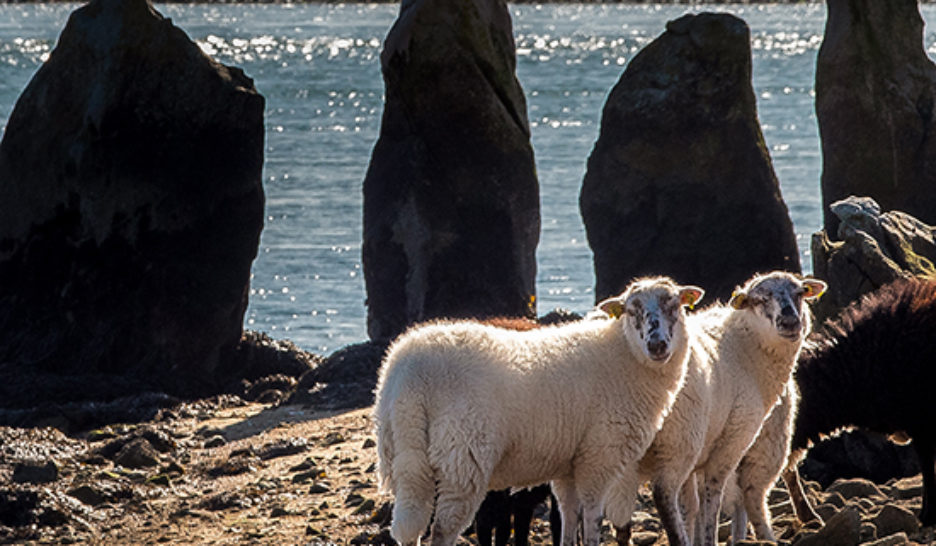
[1, 3, 932, 354]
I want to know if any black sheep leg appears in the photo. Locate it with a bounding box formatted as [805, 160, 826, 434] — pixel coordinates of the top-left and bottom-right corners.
[476, 490, 511, 546]
[509, 485, 553, 546]
[511, 491, 536, 546]
[548, 492, 562, 545]
[913, 438, 936, 526]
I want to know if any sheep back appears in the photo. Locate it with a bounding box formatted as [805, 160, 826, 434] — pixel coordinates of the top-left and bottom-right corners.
[375, 315, 688, 492]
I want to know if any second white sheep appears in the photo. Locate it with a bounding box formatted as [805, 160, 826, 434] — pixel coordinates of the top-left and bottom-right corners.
[609, 271, 825, 546]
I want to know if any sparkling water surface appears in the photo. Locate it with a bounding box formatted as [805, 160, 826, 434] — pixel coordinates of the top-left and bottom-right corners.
[1, 3, 931, 353]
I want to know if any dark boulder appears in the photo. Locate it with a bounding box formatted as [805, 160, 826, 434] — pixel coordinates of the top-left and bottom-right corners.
[817, 0, 936, 235]
[810, 195, 936, 323]
[362, 0, 540, 341]
[286, 340, 388, 411]
[0, 0, 265, 401]
[580, 13, 799, 304]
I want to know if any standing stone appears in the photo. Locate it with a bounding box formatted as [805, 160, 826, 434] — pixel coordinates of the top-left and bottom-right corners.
[580, 13, 799, 303]
[0, 0, 265, 400]
[362, 0, 540, 341]
[817, 0, 936, 235]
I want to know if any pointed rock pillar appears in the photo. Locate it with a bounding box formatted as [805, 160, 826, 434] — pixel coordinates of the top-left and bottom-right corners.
[817, 0, 936, 235]
[580, 13, 799, 304]
[0, 0, 265, 400]
[362, 0, 540, 341]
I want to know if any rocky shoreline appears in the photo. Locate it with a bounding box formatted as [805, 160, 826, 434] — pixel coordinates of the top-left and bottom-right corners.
[4, 1, 829, 4]
[4, 0, 936, 543]
[3, 394, 936, 545]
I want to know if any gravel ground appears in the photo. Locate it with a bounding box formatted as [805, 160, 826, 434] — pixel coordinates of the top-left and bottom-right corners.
[2, 396, 935, 545]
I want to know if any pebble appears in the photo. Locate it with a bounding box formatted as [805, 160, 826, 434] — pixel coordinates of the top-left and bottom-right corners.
[873, 504, 921, 537]
[892, 477, 924, 501]
[292, 468, 324, 484]
[345, 493, 365, 507]
[320, 432, 345, 447]
[308, 483, 330, 494]
[146, 474, 171, 487]
[631, 530, 658, 546]
[67, 485, 106, 507]
[203, 435, 227, 449]
[114, 438, 160, 469]
[865, 531, 911, 546]
[828, 477, 885, 501]
[351, 498, 375, 516]
[795, 507, 861, 546]
[12, 460, 59, 484]
[258, 438, 308, 460]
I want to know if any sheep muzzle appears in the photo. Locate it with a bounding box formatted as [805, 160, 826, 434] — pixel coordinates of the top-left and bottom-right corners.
[646, 337, 670, 361]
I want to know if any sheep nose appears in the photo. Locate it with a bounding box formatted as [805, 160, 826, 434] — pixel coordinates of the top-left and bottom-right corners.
[776, 313, 801, 334]
[647, 338, 669, 360]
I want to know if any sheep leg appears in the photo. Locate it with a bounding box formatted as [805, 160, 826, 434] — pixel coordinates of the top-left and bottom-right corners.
[730, 503, 749, 544]
[474, 490, 510, 546]
[697, 471, 731, 546]
[431, 482, 488, 546]
[551, 479, 581, 546]
[679, 473, 700, 541]
[603, 467, 640, 544]
[578, 492, 604, 546]
[912, 436, 936, 526]
[389, 471, 436, 545]
[612, 522, 631, 546]
[781, 467, 821, 524]
[510, 487, 544, 546]
[652, 477, 692, 546]
[603, 467, 640, 528]
[742, 482, 775, 541]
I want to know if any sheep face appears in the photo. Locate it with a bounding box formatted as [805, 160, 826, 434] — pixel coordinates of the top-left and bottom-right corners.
[729, 272, 826, 342]
[599, 278, 704, 364]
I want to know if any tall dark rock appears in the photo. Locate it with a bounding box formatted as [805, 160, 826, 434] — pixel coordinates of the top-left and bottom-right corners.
[0, 0, 265, 402]
[580, 13, 799, 304]
[362, 0, 540, 341]
[817, 0, 936, 235]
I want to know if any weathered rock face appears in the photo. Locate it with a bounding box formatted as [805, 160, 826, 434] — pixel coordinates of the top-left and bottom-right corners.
[817, 0, 936, 235]
[579, 13, 800, 304]
[0, 0, 265, 401]
[811, 196, 936, 323]
[362, 0, 540, 341]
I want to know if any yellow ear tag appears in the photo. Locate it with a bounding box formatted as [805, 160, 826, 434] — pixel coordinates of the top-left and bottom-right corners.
[730, 291, 747, 310]
[600, 300, 625, 319]
[802, 280, 827, 300]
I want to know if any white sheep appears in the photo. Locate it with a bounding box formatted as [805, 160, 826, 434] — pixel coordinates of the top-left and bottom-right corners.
[718, 380, 797, 543]
[373, 277, 704, 546]
[607, 271, 825, 546]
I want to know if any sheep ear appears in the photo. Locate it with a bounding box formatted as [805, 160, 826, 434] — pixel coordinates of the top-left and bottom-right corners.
[730, 290, 748, 310]
[679, 286, 704, 310]
[598, 297, 626, 319]
[802, 279, 827, 300]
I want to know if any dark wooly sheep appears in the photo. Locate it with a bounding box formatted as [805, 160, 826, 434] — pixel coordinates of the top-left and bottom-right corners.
[474, 485, 560, 546]
[784, 276, 936, 525]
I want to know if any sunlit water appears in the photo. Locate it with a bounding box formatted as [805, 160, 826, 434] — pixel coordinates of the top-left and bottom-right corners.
[3, 3, 933, 354]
